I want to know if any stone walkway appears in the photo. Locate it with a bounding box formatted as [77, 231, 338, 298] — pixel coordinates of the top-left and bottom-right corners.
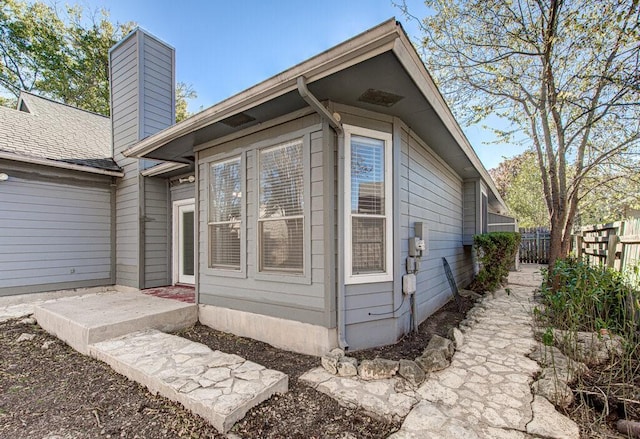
[304, 265, 580, 439]
[90, 329, 288, 433]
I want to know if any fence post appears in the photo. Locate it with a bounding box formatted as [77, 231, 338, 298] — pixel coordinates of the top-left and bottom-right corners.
[607, 234, 619, 269]
[574, 234, 583, 260]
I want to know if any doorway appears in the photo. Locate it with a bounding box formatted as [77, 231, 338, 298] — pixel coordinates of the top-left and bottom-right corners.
[173, 199, 195, 285]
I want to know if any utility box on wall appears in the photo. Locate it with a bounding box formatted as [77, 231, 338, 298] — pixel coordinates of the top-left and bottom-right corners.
[414, 222, 429, 256]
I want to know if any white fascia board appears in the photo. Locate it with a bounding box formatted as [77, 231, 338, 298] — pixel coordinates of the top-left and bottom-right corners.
[124, 18, 401, 159]
[140, 161, 188, 177]
[391, 34, 509, 213]
[0, 151, 124, 177]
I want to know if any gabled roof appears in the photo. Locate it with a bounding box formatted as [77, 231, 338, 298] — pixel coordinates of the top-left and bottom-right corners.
[0, 92, 122, 176]
[126, 18, 507, 213]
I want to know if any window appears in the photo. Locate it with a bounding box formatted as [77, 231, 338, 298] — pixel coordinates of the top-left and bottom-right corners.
[344, 125, 393, 284]
[258, 139, 304, 274]
[208, 156, 242, 270]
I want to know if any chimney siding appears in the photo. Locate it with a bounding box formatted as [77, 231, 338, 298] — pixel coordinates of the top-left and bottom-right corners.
[109, 29, 175, 289]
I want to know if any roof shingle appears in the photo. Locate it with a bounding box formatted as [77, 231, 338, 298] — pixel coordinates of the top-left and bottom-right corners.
[0, 92, 120, 172]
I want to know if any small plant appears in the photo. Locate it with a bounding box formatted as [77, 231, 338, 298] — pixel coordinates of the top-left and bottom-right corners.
[470, 232, 521, 292]
[538, 258, 639, 340]
[542, 327, 554, 346]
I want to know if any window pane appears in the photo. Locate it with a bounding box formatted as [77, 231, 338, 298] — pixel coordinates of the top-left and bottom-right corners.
[258, 139, 305, 274]
[209, 223, 241, 268]
[210, 159, 242, 223]
[260, 140, 304, 218]
[182, 211, 194, 276]
[352, 216, 385, 273]
[351, 136, 385, 215]
[209, 156, 242, 270]
[260, 218, 304, 272]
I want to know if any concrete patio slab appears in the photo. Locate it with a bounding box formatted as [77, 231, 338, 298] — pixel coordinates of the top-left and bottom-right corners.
[34, 291, 197, 355]
[89, 329, 288, 433]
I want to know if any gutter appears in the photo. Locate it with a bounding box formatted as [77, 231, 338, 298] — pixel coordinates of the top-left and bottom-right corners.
[0, 151, 124, 177]
[296, 76, 348, 351]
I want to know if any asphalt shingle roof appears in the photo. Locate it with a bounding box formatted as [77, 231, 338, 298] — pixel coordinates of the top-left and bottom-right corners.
[0, 92, 120, 172]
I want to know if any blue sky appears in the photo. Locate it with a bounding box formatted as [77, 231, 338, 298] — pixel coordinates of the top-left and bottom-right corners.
[77, 0, 525, 169]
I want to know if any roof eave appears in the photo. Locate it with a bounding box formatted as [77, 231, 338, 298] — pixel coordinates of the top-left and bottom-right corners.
[123, 18, 401, 159]
[0, 151, 124, 177]
[390, 33, 509, 213]
[124, 17, 508, 214]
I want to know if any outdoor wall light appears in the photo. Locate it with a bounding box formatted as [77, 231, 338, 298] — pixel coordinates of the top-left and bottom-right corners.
[0, 173, 8, 181]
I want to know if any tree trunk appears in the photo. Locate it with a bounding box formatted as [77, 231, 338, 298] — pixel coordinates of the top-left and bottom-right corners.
[548, 217, 564, 270]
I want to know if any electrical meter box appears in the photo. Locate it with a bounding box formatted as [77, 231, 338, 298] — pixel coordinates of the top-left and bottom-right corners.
[414, 222, 429, 255]
[409, 222, 429, 257]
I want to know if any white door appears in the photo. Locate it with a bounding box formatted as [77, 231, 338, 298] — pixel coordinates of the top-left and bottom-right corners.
[173, 199, 195, 285]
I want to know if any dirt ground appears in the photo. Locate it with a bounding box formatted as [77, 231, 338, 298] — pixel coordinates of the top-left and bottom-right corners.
[565, 351, 640, 439]
[0, 297, 470, 439]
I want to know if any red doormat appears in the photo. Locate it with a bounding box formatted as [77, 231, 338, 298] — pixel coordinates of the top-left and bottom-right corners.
[142, 285, 195, 303]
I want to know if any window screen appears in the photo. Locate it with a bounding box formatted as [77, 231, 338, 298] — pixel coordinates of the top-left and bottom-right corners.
[258, 139, 304, 273]
[209, 157, 242, 269]
[351, 135, 386, 274]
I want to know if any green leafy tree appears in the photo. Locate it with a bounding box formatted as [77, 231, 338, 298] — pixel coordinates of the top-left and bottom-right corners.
[492, 151, 640, 227]
[399, 0, 640, 268]
[1, 1, 195, 118]
[0, 0, 66, 98]
[491, 152, 549, 228]
[176, 81, 197, 122]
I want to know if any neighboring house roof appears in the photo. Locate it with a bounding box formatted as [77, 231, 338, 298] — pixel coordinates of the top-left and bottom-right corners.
[125, 18, 508, 213]
[0, 92, 122, 176]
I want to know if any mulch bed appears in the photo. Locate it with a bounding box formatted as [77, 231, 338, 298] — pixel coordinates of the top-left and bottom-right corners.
[0, 296, 471, 439]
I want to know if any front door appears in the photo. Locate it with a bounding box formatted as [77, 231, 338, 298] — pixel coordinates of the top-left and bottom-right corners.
[173, 199, 195, 285]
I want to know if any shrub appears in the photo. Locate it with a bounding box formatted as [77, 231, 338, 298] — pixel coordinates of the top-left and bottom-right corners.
[470, 232, 521, 292]
[539, 258, 639, 338]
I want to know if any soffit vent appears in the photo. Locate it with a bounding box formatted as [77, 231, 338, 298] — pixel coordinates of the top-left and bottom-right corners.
[357, 88, 404, 107]
[220, 112, 256, 128]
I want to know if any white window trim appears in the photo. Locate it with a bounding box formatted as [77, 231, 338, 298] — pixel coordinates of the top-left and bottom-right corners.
[480, 183, 488, 234]
[344, 124, 393, 285]
[254, 133, 311, 284]
[204, 153, 246, 278]
[172, 198, 195, 285]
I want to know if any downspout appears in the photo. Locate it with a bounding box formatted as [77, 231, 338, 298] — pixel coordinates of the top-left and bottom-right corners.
[296, 76, 348, 350]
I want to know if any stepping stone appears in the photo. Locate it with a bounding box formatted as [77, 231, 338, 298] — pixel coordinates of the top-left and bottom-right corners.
[89, 329, 288, 433]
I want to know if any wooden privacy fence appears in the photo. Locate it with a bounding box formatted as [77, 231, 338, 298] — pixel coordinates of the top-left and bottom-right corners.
[519, 227, 551, 264]
[574, 219, 640, 272]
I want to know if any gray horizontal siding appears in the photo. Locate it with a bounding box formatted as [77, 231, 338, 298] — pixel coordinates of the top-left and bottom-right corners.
[400, 127, 473, 326]
[170, 182, 195, 202]
[198, 115, 329, 326]
[143, 177, 169, 288]
[0, 176, 112, 291]
[141, 33, 174, 136]
[463, 180, 477, 244]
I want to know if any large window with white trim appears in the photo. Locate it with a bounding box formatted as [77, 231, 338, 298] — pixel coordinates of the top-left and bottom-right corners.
[345, 125, 393, 284]
[208, 156, 242, 270]
[258, 139, 304, 274]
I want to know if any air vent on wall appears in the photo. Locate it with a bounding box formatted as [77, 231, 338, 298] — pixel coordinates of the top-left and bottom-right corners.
[357, 88, 404, 107]
[220, 112, 256, 128]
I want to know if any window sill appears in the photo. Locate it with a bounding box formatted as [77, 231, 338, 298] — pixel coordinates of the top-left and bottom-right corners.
[202, 267, 247, 279]
[345, 272, 393, 285]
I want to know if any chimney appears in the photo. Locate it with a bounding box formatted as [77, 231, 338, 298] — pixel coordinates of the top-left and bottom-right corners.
[109, 29, 175, 288]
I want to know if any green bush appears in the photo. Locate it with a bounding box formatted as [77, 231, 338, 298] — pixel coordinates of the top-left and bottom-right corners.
[470, 232, 521, 292]
[539, 258, 639, 337]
